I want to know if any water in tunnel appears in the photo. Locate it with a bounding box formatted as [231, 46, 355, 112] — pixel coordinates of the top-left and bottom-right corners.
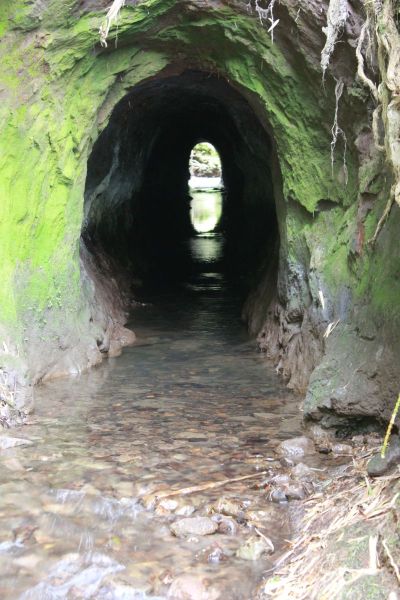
[82, 71, 279, 308]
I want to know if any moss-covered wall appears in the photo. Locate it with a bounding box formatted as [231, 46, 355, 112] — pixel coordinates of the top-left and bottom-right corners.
[0, 0, 399, 425]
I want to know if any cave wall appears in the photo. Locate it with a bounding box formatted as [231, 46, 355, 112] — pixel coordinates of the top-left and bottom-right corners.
[0, 0, 399, 426]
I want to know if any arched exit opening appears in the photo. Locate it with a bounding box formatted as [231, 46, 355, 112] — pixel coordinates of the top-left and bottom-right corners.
[189, 142, 223, 234]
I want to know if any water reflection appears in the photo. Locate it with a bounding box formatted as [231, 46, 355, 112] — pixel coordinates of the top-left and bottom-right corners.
[190, 190, 223, 233]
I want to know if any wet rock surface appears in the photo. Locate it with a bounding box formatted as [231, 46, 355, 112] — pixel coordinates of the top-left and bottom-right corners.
[277, 436, 315, 458]
[367, 435, 400, 477]
[170, 517, 218, 538]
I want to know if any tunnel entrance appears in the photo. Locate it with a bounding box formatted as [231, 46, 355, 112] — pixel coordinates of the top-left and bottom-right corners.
[82, 70, 279, 318]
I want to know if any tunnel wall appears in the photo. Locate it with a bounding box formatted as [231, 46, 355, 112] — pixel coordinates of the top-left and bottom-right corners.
[0, 0, 399, 426]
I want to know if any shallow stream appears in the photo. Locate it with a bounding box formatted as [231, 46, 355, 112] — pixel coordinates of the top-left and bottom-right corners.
[0, 200, 321, 599]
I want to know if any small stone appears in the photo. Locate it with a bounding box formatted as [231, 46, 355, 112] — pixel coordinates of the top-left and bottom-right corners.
[367, 436, 400, 477]
[175, 504, 196, 517]
[236, 535, 274, 560]
[212, 497, 246, 519]
[291, 463, 316, 481]
[309, 425, 332, 452]
[285, 484, 306, 500]
[207, 544, 228, 563]
[270, 488, 287, 503]
[277, 437, 315, 458]
[168, 575, 221, 599]
[331, 443, 353, 455]
[280, 456, 295, 467]
[244, 506, 281, 525]
[270, 473, 291, 485]
[170, 516, 218, 537]
[159, 499, 179, 511]
[211, 514, 238, 535]
[0, 436, 33, 450]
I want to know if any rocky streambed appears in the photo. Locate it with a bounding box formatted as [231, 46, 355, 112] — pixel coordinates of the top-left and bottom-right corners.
[0, 233, 399, 599]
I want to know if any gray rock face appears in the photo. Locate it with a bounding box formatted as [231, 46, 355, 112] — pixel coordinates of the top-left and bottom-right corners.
[367, 436, 400, 477]
[170, 516, 218, 537]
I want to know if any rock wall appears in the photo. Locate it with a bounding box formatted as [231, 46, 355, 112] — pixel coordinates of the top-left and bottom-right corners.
[0, 0, 399, 426]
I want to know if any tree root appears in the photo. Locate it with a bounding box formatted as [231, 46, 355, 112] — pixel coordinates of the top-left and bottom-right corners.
[368, 194, 394, 245]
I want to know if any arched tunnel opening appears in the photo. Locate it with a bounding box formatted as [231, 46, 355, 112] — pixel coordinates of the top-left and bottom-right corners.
[82, 70, 279, 319]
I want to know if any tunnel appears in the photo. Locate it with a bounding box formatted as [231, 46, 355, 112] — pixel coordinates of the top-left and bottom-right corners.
[82, 71, 279, 312]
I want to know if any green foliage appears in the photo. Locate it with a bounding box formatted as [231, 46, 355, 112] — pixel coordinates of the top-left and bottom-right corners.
[189, 143, 222, 177]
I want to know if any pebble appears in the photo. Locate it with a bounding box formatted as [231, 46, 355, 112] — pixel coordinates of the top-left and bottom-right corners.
[170, 517, 218, 537]
[211, 497, 247, 519]
[308, 425, 332, 452]
[168, 574, 221, 599]
[175, 504, 196, 517]
[270, 488, 287, 503]
[331, 443, 353, 455]
[269, 473, 291, 485]
[207, 544, 227, 563]
[280, 456, 295, 467]
[211, 514, 238, 535]
[244, 506, 281, 526]
[291, 462, 317, 482]
[284, 484, 306, 500]
[277, 437, 315, 458]
[158, 499, 179, 511]
[236, 535, 274, 560]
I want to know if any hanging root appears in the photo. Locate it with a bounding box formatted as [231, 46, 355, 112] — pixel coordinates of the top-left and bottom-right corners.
[247, 0, 280, 41]
[330, 79, 348, 184]
[99, 0, 126, 47]
[321, 0, 348, 78]
[364, 0, 400, 243]
[356, 18, 379, 102]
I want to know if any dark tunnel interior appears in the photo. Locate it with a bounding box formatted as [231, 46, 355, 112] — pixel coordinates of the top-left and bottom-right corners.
[82, 71, 279, 312]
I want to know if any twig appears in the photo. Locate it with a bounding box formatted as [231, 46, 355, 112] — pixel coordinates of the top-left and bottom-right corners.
[382, 538, 400, 584]
[141, 471, 267, 508]
[381, 392, 400, 457]
[368, 195, 395, 245]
